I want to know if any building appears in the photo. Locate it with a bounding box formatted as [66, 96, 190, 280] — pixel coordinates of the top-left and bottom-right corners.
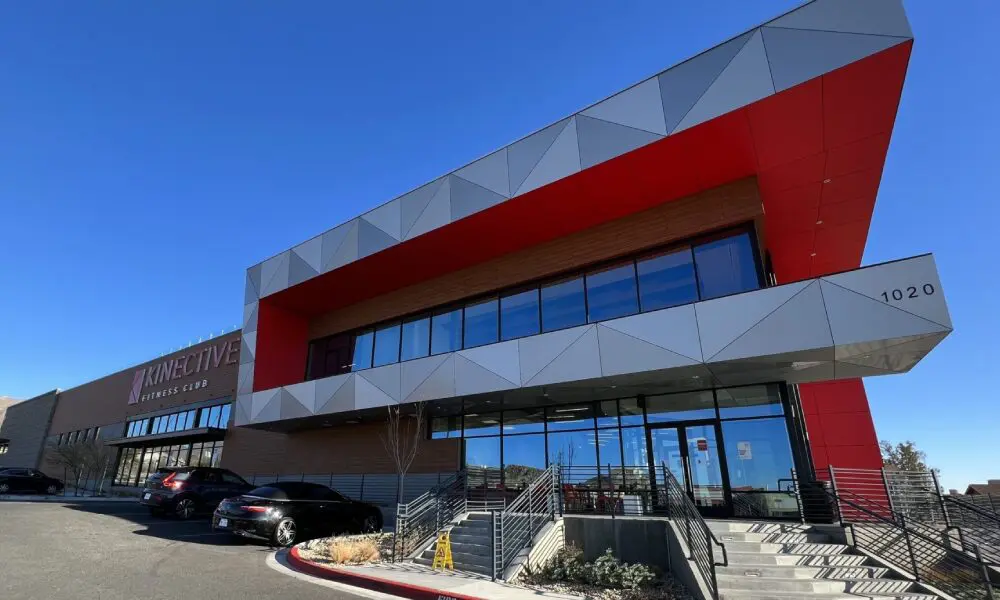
[0, 392, 57, 469]
[225, 0, 952, 518]
[0, 396, 18, 455]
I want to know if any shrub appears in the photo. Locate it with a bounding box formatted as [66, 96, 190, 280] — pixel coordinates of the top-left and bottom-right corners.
[526, 545, 658, 591]
[327, 537, 381, 564]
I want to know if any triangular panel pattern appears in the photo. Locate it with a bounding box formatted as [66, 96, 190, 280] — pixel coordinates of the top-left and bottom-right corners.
[450, 175, 507, 221]
[676, 29, 775, 133]
[834, 333, 938, 361]
[582, 77, 667, 135]
[405, 177, 451, 240]
[455, 148, 510, 198]
[234, 394, 252, 426]
[519, 325, 591, 385]
[240, 332, 256, 365]
[457, 341, 521, 386]
[399, 178, 446, 240]
[401, 354, 450, 400]
[525, 326, 602, 387]
[237, 363, 254, 395]
[576, 115, 664, 170]
[709, 281, 833, 362]
[597, 325, 699, 377]
[316, 374, 355, 415]
[404, 355, 456, 404]
[288, 249, 319, 287]
[361, 200, 402, 242]
[659, 31, 752, 134]
[358, 218, 399, 259]
[244, 276, 258, 305]
[358, 363, 401, 403]
[516, 117, 581, 196]
[279, 389, 313, 420]
[762, 27, 908, 92]
[767, 0, 912, 38]
[259, 251, 290, 297]
[820, 281, 950, 348]
[293, 235, 323, 273]
[696, 281, 810, 360]
[247, 264, 262, 300]
[251, 389, 280, 421]
[455, 354, 519, 396]
[321, 220, 359, 273]
[243, 303, 258, 333]
[602, 304, 703, 362]
[507, 118, 570, 196]
[355, 374, 396, 410]
[286, 380, 317, 414]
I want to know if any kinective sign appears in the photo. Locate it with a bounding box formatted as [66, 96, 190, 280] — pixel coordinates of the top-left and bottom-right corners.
[128, 339, 239, 405]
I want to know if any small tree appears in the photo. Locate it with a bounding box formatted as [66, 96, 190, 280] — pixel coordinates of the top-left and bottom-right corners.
[881, 439, 938, 474]
[48, 440, 116, 495]
[380, 402, 426, 505]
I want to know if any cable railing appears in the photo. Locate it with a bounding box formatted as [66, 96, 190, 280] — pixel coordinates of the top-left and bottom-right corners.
[392, 471, 467, 560]
[662, 464, 727, 600]
[492, 464, 559, 580]
[814, 473, 998, 600]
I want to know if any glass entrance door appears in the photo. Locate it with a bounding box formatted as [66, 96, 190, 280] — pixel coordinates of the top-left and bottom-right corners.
[650, 422, 730, 517]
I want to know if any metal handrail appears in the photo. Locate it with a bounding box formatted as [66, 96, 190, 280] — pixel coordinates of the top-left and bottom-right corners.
[392, 471, 467, 560]
[492, 464, 559, 580]
[661, 464, 727, 600]
[820, 476, 997, 600]
[942, 494, 1000, 566]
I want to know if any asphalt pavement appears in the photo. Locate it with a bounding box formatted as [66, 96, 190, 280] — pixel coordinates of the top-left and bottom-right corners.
[0, 500, 370, 600]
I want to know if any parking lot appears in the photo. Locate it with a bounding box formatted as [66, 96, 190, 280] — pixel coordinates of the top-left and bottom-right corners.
[0, 500, 370, 600]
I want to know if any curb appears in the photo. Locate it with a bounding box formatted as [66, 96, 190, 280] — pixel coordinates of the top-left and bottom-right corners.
[287, 547, 487, 600]
[0, 496, 138, 503]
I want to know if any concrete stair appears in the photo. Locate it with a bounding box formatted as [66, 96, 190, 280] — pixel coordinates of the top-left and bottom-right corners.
[413, 513, 493, 576]
[709, 520, 941, 600]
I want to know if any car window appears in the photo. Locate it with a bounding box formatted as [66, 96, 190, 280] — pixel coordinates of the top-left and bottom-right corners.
[246, 486, 288, 500]
[325, 489, 348, 502]
[220, 472, 247, 486]
[8, 469, 28, 476]
[199, 470, 221, 483]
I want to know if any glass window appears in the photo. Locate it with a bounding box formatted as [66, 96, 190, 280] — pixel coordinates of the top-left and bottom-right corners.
[500, 289, 540, 341]
[596, 401, 619, 428]
[546, 403, 595, 431]
[183, 411, 194, 430]
[351, 330, 375, 371]
[430, 416, 462, 439]
[221, 472, 248, 486]
[189, 443, 203, 467]
[431, 308, 463, 355]
[127, 422, 134, 437]
[210, 443, 224, 467]
[693, 233, 760, 300]
[400, 317, 431, 361]
[502, 408, 545, 434]
[465, 437, 501, 489]
[198, 409, 210, 429]
[619, 398, 644, 426]
[620, 427, 649, 468]
[586, 263, 639, 322]
[646, 391, 716, 423]
[464, 298, 498, 349]
[166, 414, 178, 432]
[464, 412, 502, 437]
[637, 248, 698, 311]
[503, 434, 546, 489]
[208, 406, 222, 428]
[541, 277, 586, 332]
[219, 405, 231, 427]
[373, 323, 401, 367]
[595, 429, 622, 467]
[547, 430, 599, 477]
[718, 385, 783, 419]
[722, 417, 794, 491]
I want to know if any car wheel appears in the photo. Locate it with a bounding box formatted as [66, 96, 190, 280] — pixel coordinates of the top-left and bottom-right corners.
[45, 484, 59, 495]
[174, 498, 197, 520]
[272, 518, 297, 547]
[361, 513, 381, 533]
[0, 483, 9, 494]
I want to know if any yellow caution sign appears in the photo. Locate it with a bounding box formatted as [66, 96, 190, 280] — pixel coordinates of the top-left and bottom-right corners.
[432, 530, 454, 570]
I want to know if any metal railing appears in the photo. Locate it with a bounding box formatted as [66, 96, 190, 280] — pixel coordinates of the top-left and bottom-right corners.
[392, 471, 468, 560]
[492, 464, 559, 579]
[662, 464, 727, 600]
[557, 464, 662, 516]
[816, 471, 998, 600]
[943, 494, 1000, 567]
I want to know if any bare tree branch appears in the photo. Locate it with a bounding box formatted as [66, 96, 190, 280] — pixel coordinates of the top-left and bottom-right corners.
[380, 402, 426, 504]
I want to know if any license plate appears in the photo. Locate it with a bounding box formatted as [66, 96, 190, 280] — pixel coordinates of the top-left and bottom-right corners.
[143, 493, 151, 500]
[218, 518, 228, 528]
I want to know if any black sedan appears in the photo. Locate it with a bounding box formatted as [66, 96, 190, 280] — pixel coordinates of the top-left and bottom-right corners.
[212, 481, 383, 547]
[140, 467, 253, 519]
[0, 468, 64, 495]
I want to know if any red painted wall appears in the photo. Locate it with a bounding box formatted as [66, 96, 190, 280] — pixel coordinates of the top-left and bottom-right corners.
[798, 379, 882, 476]
[253, 299, 309, 392]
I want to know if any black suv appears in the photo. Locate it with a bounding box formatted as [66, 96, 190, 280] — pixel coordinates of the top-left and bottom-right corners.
[139, 467, 252, 519]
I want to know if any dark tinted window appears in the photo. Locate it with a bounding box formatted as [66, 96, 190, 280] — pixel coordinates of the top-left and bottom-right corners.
[400, 317, 431, 361]
[430, 308, 462, 355]
[221, 472, 248, 486]
[541, 278, 586, 332]
[586, 262, 639, 322]
[500, 290, 539, 341]
[373, 323, 401, 367]
[464, 298, 498, 348]
[637, 248, 698, 311]
[246, 486, 288, 500]
[352, 331, 374, 370]
[693, 233, 760, 300]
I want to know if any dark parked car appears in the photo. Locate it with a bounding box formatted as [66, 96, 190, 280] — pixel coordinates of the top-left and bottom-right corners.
[0, 468, 64, 495]
[140, 467, 253, 519]
[212, 481, 383, 547]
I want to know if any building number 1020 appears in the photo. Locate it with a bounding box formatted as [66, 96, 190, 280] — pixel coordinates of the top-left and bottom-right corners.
[881, 284, 935, 302]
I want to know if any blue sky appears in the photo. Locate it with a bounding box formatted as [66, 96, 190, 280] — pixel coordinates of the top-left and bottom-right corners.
[0, 1, 996, 490]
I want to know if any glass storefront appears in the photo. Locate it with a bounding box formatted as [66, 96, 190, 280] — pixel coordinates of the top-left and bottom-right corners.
[113, 440, 225, 487]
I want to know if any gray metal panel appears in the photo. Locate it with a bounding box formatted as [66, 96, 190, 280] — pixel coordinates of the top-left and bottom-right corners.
[696, 280, 809, 360]
[234, 394, 253, 427]
[399, 178, 446, 240]
[659, 31, 752, 134]
[405, 176, 451, 240]
[601, 303, 703, 362]
[259, 251, 290, 297]
[767, 0, 912, 38]
[240, 333, 256, 365]
[400, 354, 450, 400]
[675, 29, 774, 133]
[450, 175, 506, 221]
[455, 354, 519, 396]
[524, 325, 601, 387]
[287, 249, 319, 287]
[576, 115, 664, 170]
[456, 340, 521, 386]
[709, 281, 834, 362]
[358, 363, 401, 403]
[403, 355, 456, 403]
[293, 235, 323, 272]
[582, 76, 667, 135]
[244, 275, 258, 305]
[361, 199, 402, 242]
[247, 264, 262, 302]
[455, 148, 509, 198]
[507, 118, 569, 196]
[237, 363, 254, 395]
[316, 374, 355, 415]
[285, 380, 317, 414]
[354, 374, 395, 410]
[279, 389, 312, 420]
[762, 27, 908, 93]
[516, 117, 581, 195]
[518, 325, 591, 385]
[242, 303, 258, 334]
[319, 221, 352, 273]
[597, 324, 699, 377]
[251, 389, 281, 423]
[358, 218, 399, 259]
[820, 280, 950, 348]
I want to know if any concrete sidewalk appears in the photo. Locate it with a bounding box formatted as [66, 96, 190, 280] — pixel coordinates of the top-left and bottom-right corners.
[0, 494, 136, 503]
[286, 548, 581, 600]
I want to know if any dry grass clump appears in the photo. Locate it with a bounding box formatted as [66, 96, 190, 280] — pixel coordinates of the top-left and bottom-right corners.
[327, 536, 381, 564]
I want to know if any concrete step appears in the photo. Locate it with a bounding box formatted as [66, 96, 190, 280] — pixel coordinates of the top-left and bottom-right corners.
[726, 552, 870, 567]
[719, 591, 939, 600]
[456, 519, 491, 530]
[414, 556, 492, 576]
[464, 512, 493, 522]
[723, 541, 852, 555]
[718, 575, 921, 595]
[450, 532, 490, 545]
[718, 564, 889, 579]
[708, 520, 815, 534]
[419, 549, 492, 568]
[450, 541, 492, 554]
[715, 531, 831, 544]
